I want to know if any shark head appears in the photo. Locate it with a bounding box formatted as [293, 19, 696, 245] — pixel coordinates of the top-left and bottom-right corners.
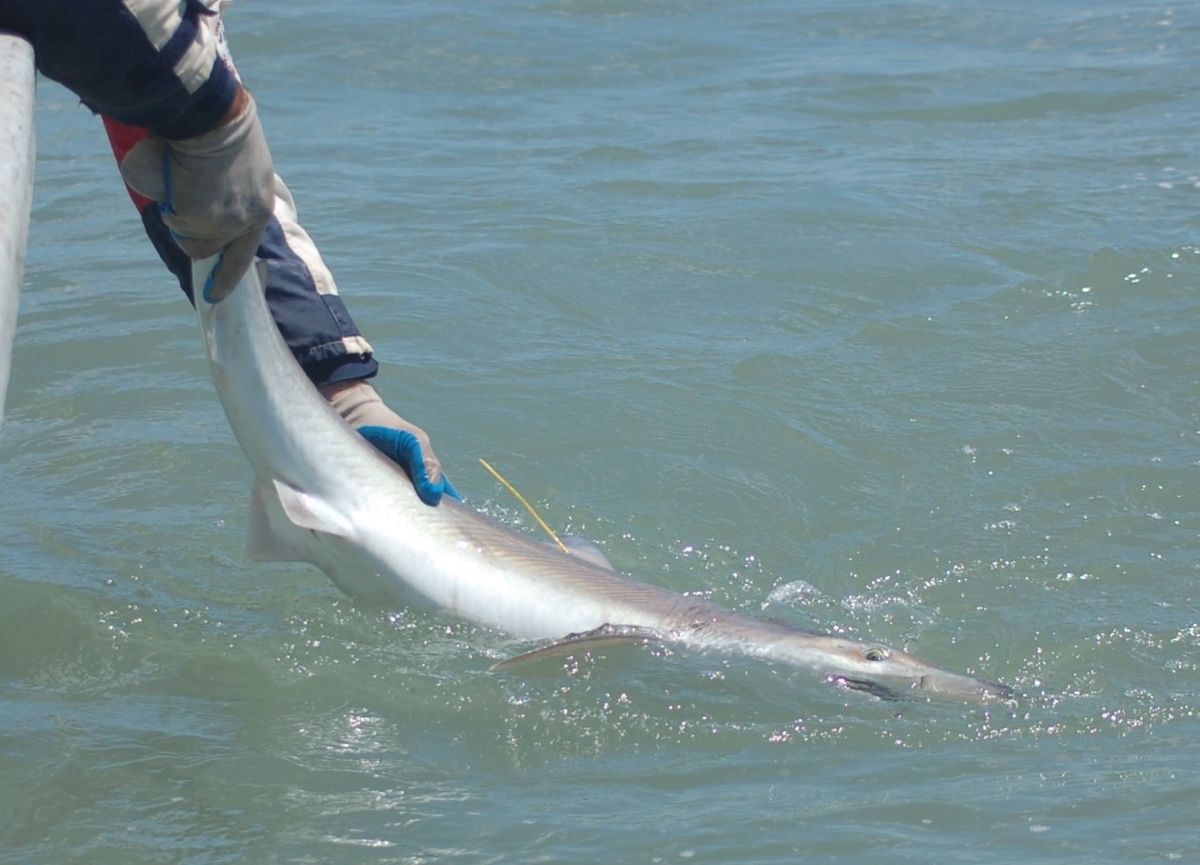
[782, 634, 1014, 704]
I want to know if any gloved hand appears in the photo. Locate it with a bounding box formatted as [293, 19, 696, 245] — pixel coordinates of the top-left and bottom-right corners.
[320, 380, 459, 506]
[118, 87, 275, 303]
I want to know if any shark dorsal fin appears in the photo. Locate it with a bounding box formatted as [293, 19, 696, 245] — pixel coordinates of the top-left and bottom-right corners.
[552, 535, 617, 571]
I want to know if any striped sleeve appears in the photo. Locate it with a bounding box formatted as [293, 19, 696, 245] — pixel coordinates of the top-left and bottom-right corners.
[17, 0, 239, 139]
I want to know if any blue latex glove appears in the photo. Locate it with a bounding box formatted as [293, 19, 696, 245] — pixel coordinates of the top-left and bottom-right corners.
[358, 425, 460, 506]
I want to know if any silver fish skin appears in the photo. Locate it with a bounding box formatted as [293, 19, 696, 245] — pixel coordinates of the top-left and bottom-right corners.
[195, 257, 1011, 704]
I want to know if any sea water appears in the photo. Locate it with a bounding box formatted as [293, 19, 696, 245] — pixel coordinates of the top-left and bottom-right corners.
[1, 2, 1197, 862]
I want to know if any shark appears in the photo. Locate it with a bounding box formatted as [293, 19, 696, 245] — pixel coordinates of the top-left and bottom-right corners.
[194, 254, 1012, 704]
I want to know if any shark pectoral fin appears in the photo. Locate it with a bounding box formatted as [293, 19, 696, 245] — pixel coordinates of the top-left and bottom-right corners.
[270, 477, 355, 538]
[246, 482, 305, 562]
[489, 624, 660, 672]
[247, 479, 354, 562]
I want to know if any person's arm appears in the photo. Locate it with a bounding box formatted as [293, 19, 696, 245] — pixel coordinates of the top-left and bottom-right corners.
[17, 0, 456, 504]
[14, 0, 238, 138]
[25, 0, 273, 300]
[107, 117, 457, 504]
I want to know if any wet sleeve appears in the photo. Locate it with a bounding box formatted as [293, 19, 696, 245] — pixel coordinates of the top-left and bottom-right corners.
[19, 0, 239, 139]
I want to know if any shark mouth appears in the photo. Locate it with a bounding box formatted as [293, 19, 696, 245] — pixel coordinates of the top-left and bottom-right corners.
[832, 675, 907, 701]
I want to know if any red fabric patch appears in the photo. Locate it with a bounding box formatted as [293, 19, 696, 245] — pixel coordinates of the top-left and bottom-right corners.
[102, 116, 155, 212]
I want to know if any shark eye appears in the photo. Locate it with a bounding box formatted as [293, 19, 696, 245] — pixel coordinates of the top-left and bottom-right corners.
[864, 648, 889, 662]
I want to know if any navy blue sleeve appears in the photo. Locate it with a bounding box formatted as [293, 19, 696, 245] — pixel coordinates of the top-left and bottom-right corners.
[138, 205, 379, 389]
[2, 0, 238, 139]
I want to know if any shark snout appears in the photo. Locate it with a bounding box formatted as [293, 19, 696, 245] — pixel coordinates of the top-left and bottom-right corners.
[917, 672, 1014, 703]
